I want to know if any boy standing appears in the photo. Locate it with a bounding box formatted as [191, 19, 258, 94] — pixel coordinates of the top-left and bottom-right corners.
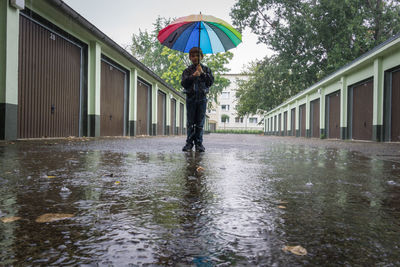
[181, 47, 214, 152]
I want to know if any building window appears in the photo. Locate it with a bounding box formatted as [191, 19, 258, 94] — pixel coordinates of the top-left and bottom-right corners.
[235, 117, 244, 123]
[249, 117, 258, 124]
[221, 92, 230, 99]
[221, 105, 230, 111]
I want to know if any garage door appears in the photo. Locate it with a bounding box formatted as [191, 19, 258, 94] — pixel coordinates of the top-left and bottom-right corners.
[278, 113, 282, 135]
[137, 79, 151, 135]
[180, 103, 184, 135]
[299, 104, 306, 137]
[283, 111, 288, 136]
[171, 98, 176, 135]
[18, 14, 82, 138]
[157, 91, 166, 135]
[350, 79, 373, 140]
[310, 99, 320, 138]
[100, 59, 126, 136]
[391, 70, 400, 141]
[291, 108, 296, 136]
[326, 91, 340, 139]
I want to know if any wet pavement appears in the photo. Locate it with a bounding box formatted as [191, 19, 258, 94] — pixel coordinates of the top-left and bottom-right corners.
[1, 134, 400, 266]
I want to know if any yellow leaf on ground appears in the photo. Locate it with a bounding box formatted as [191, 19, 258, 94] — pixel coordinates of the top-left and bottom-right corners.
[278, 205, 286, 209]
[196, 166, 205, 172]
[35, 213, 74, 223]
[47, 175, 56, 179]
[1, 216, 21, 223]
[115, 181, 121, 185]
[282, 245, 307, 256]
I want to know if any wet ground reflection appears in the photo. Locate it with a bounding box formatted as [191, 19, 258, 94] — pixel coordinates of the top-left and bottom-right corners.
[1, 137, 400, 265]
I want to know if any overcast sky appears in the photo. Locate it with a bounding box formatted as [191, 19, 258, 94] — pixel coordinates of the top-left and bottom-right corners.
[63, 0, 273, 73]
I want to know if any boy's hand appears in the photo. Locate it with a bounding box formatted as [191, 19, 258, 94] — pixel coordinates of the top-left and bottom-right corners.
[192, 64, 203, 77]
[196, 64, 204, 74]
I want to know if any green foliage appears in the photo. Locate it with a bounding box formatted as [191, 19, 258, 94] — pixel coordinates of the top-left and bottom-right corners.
[221, 114, 230, 122]
[130, 16, 233, 107]
[235, 57, 293, 115]
[214, 129, 263, 134]
[230, 0, 400, 113]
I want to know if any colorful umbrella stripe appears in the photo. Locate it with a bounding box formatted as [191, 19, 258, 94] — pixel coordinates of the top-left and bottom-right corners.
[158, 14, 242, 54]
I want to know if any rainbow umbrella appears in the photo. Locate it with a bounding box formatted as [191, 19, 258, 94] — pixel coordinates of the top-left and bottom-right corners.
[157, 14, 242, 54]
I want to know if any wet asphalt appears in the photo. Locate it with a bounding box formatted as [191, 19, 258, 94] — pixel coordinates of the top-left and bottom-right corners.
[1, 134, 400, 266]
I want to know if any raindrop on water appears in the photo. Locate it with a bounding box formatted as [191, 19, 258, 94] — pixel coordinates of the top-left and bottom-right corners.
[61, 186, 71, 192]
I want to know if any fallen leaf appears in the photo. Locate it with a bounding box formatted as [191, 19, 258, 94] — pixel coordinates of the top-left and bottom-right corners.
[279, 200, 289, 204]
[196, 166, 205, 172]
[278, 206, 286, 209]
[282, 245, 307, 256]
[1, 216, 21, 223]
[35, 213, 74, 223]
[47, 176, 56, 179]
[115, 181, 120, 185]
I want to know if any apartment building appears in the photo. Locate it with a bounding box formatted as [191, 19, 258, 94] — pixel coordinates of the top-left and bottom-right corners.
[207, 74, 264, 131]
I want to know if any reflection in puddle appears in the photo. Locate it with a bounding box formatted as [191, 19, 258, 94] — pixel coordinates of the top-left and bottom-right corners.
[0, 140, 400, 265]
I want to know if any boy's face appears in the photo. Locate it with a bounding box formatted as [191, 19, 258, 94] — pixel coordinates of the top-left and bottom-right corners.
[189, 52, 202, 65]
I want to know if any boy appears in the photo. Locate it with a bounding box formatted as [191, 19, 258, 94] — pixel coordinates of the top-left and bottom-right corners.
[181, 47, 214, 152]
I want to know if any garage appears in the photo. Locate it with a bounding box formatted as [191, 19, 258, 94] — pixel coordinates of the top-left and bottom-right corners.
[299, 104, 306, 137]
[157, 90, 166, 135]
[326, 91, 340, 139]
[137, 79, 151, 135]
[349, 79, 373, 140]
[18, 14, 82, 138]
[171, 98, 176, 135]
[291, 108, 296, 136]
[283, 111, 288, 136]
[310, 99, 320, 138]
[278, 113, 282, 135]
[100, 58, 127, 136]
[385, 68, 400, 142]
[180, 103, 184, 135]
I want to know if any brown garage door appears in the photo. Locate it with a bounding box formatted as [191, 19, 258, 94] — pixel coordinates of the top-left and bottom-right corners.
[283, 111, 288, 136]
[18, 15, 81, 138]
[283, 111, 287, 135]
[157, 90, 166, 135]
[171, 98, 176, 135]
[100, 59, 125, 136]
[351, 79, 373, 140]
[180, 103, 184, 135]
[278, 114, 282, 135]
[299, 104, 306, 137]
[291, 108, 296, 136]
[391, 70, 400, 141]
[137, 79, 151, 135]
[310, 99, 320, 138]
[326, 91, 340, 139]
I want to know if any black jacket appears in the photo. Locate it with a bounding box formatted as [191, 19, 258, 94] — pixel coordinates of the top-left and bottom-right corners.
[181, 64, 214, 97]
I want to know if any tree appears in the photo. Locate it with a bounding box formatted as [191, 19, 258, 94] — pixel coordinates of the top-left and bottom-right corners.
[230, 0, 400, 112]
[221, 114, 230, 129]
[235, 57, 292, 116]
[130, 16, 233, 107]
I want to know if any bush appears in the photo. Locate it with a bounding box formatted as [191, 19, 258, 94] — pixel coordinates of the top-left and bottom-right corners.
[213, 129, 263, 134]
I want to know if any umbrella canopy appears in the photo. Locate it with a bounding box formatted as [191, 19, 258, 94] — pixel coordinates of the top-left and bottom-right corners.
[157, 14, 242, 54]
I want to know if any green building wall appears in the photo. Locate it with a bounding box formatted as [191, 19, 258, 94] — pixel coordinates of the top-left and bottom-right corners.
[265, 33, 400, 142]
[0, 0, 186, 140]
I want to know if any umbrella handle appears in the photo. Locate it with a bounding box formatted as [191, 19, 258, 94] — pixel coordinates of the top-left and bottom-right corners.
[198, 12, 201, 62]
